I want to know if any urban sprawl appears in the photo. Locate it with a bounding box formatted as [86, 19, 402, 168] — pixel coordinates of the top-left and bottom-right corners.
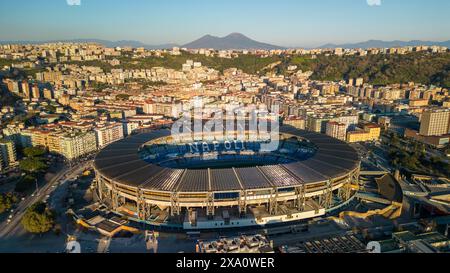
[0, 43, 449, 253]
[1, 43, 449, 167]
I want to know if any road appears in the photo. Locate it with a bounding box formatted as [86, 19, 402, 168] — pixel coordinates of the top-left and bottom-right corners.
[0, 160, 93, 238]
[369, 150, 391, 171]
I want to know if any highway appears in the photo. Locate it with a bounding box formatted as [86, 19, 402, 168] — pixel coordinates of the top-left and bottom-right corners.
[351, 142, 392, 172]
[0, 160, 93, 239]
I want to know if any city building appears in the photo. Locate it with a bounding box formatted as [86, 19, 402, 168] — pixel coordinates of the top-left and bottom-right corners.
[347, 124, 381, 143]
[372, 231, 450, 253]
[122, 121, 140, 136]
[60, 131, 97, 160]
[95, 123, 125, 148]
[197, 234, 274, 253]
[280, 233, 367, 253]
[331, 115, 359, 131]
[378, 116, 391, 130]
[143, 101, 181, 118]
[409, 99, 429, 107]
[355, 78, 364, 87]
[43, 88, 53, 100]
[306, 116, 330, 133]
[419, 109, 450, 136]
[283, 117, 305, 130]
[31, 84, 40, 99]
[0, 139, 18, 171]
[404, 129, 449, 148]
[20, 80, 31, 100]
[326, 121, 347, 141]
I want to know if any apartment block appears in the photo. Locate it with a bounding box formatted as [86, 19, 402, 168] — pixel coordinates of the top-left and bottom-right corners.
[326, 122, 347, 141]
[0, 139, 18, 170]
[347, 124, 381, 143]
[60, 131, 97, 160]
[419, 109, 450, 136]
[95, 123, 124, 148]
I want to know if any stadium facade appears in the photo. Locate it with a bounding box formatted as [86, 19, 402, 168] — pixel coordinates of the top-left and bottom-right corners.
[93, 126, 360, 230]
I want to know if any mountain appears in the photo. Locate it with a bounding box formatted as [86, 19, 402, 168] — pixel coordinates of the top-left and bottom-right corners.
[0, 33, 286, 50]
[89, 39, 178, 49]
[3, 37, 449, 51]
[319, 39, 450, 49]
[0, 39, 178, 49]
[182, 33, 285, 50]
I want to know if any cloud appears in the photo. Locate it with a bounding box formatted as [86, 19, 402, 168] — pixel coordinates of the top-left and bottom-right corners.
[67, 0, 81, 6]
[367, 0, 381, 6]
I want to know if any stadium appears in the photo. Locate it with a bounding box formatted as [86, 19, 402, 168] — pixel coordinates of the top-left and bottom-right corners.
[93, 126, 361, 230]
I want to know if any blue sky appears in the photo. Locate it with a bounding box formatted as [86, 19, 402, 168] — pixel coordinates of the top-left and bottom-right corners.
[0, 0, 449, 47]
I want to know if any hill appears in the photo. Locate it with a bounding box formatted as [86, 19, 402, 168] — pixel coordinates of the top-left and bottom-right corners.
[319, 40, 450, 49]
[278, 52, 450, 87]
[182, 33, 285, 50]
[0, 39, 177, 50]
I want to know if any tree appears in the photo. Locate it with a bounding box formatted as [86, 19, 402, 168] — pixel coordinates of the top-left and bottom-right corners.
[44, 105, 56, 113]
[21, 202, 55, 234]
[116, 94, 131, 101]
[19, 158, 48, 173]
[23, 147, 46, 158]
[14, 175, 36, 193]
[0, 193, 18, 214]
[402, 153, 419, 170]
[390, 133, 400, 147]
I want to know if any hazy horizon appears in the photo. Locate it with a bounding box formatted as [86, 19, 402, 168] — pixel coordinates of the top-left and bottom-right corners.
[1, 0, 450, 48]
[2, 34, 450, 49]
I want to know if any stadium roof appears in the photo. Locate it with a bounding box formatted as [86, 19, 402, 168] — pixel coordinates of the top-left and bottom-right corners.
[94, 127, 360, 193]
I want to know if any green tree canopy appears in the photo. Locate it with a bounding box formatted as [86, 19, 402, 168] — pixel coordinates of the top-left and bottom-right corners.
[0, 193, 18, 214]
[19, 157, 48, 173]
[21, 202, 55, 234]
[23, 147, 46, 158]
[116, 93, 131, 100]
[280, 52, 450, 88]
[14, 175, 37, 193]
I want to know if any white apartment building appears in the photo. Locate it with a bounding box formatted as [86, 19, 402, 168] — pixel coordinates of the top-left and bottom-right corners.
[326, 122, 347, 141]
[60, 131, 97, 160]
[0, 139, 18, 171]
[95, 123, 124, 148]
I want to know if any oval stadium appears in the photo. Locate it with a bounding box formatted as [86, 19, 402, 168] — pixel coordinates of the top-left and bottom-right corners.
[93, 126, 361, 230]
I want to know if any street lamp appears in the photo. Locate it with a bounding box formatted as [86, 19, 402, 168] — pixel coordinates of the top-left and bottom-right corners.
[35, 177, 39, 193]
